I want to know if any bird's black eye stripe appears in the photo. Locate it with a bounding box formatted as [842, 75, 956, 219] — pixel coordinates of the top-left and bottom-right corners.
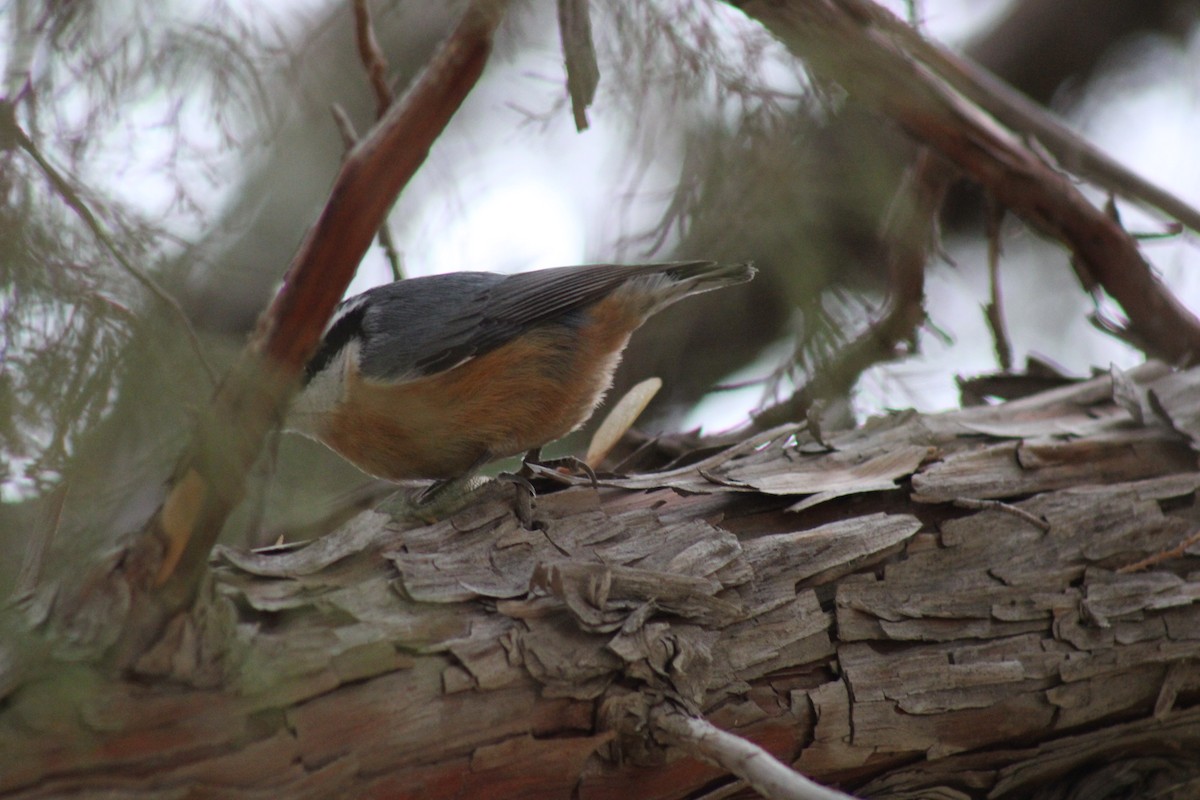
[304, 304, 367, 384]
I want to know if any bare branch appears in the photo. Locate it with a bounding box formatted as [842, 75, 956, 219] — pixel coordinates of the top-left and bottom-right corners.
[732, 0, 1200, 365]
[329, 101, 360, 150]
[352, 0, 396, 118]
[984, 198, 1012, 372]
[1118, 527, 1200, 574]
[652, 706, 858, 800]
[951, 497, 1050, 531]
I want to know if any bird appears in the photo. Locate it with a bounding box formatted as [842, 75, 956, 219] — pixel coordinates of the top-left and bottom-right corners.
[286, 260, 755, 508]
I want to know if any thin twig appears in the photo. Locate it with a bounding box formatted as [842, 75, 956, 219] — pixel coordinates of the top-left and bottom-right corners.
[374, 207, 405, 280]
[9, 122, 217, 385]
[349, 1, 405, 280]
[952, 497, 1050, 531]
[984, 196, 1012, 372]
[1117, 528, 1200, 574]
[652, 706, 858, 800]
[353, 0, 396, 118]
[329, 101, 360, 150]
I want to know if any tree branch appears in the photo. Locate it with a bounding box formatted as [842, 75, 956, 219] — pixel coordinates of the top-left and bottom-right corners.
[353, 0, 397, 118]
[732, 0, 1200, 366]
[61, 0, 510, 669]
[652, 706, 858, 800]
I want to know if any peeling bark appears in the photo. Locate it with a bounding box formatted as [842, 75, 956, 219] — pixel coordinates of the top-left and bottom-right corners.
[5, 362, 1200, 798]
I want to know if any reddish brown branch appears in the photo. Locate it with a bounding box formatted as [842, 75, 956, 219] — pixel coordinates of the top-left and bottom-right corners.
[74, 0, 508, 668]
[733, 0, 1200, 366]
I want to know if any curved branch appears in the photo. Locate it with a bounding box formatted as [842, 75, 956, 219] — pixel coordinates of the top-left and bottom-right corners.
[733, 0, 1200, 366]
[61, 0, 510, 668]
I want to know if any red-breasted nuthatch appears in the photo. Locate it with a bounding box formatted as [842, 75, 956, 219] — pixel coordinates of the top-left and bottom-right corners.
[287, 261, 755, 490]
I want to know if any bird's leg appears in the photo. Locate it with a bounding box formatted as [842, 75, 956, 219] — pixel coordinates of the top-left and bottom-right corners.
[384, 449, 594, 529]
[379, 452, 494, 523]
[382, 451, 543, 528]
[519, 447, 598, 489]
[379, 471, 490, 524]
[494, 471, 538, 529]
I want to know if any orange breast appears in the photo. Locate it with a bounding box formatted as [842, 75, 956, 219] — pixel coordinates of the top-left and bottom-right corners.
[316, 295, 642, 481]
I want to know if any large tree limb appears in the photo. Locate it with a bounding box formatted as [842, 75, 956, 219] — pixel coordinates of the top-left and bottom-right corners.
[6, 361, 1200, 797]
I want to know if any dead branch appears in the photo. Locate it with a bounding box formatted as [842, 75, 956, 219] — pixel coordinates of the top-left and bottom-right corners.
[353, 0, 396, 118]
[983, 197, 1013, 372]
[652, 706, 857, 800]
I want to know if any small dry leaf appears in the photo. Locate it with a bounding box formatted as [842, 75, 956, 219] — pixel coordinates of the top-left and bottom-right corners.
[586, 377, 662, 469]
[1110, 364, 1145, 425]
[557, 0, 599, 132]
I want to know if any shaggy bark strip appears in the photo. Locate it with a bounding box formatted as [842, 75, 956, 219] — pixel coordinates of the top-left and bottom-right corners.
[5, 362, 1200, 797]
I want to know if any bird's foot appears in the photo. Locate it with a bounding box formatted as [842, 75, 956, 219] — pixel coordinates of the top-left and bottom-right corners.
[495, 471, 539, 529]
[519, 448, 598, 488]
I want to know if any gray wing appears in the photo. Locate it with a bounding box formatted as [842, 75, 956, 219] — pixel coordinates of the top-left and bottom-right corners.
[308, 262, 714, 384]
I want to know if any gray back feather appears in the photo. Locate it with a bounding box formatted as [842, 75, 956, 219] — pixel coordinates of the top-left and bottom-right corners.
[308, 261, 735, 385]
